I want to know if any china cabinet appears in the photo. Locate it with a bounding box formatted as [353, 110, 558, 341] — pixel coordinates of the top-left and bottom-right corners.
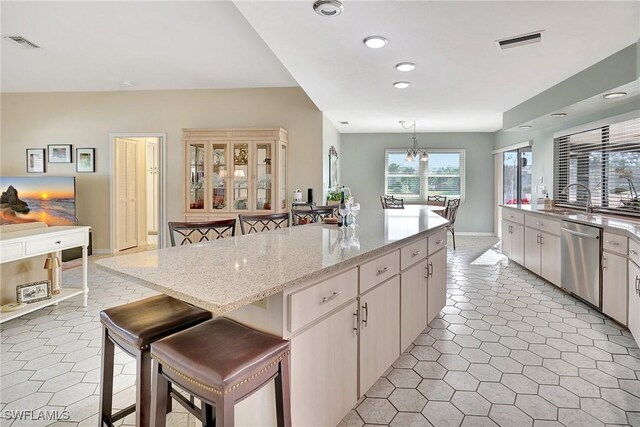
[183, 128, 288, 220]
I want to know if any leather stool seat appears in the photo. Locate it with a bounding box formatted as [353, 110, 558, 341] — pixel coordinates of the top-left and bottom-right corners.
[100, 294, 212, 350]
[99, 295, 212, 427]
[150, 318, 291, 427]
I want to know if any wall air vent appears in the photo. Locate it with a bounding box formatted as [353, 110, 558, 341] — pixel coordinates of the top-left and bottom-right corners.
[3, 35, 40, 50]
[496, 31, 542, 50]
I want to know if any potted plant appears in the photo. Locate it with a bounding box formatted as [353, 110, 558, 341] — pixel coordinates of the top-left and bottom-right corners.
[326, 187, 342, 205]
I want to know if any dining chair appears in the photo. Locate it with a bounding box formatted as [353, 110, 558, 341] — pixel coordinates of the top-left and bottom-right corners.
[382, 195, 404, 209]
[312, 205, 338, 216]
[291, 208, 335, 225]
[444, 198, 460, 250]
[168, 219, 236, 246]
[427, 195, 447, 207]
[238, 213, 290, 235]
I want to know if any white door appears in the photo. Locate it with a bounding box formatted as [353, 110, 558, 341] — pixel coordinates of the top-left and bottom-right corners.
[524, 227, 541, 275]
[428, 249, 447, 324]
[628, 261, 640, 342]
[540, 232, 561, 286]
[146, 140, 158, 234]
[511, 223, 525, 266]
[602, 252, 628, 325]
[501, 221, 511, 258]
[400, 260, 428, 351]
[116, 138, 138, 251]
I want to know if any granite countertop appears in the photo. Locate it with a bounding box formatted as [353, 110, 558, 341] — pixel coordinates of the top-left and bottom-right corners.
[501, 204, 640, 240]
[96, 206, 449, 315]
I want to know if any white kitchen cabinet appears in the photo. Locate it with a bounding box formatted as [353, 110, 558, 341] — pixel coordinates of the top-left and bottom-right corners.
[540, 232, 561, 286]
[359, 276, 400, 396]
[428, 248, 447, 324]
[401, 259, 428, 351]
[501, 220, 512, 258]
[510, 223, 525, 266]
[290, 301, 358, 427]
[628, 261, 640, 343]
[524, 227, 541, 275]
[602, 251, 628, 325]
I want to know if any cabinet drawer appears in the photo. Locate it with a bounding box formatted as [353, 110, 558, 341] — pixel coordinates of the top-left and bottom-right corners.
[503, 210, 524, 224]
[629, 238, 640, 266]
[0, 242, 24, 262]
[400, 237, 428, 270]
[428, 229, 447, 255]
[603, 232, 628, 256]
[360, 250, 400, 294]
[24, 231, 85, 255]
[288, 269, 358, 333]
[525, 215, 561, 235]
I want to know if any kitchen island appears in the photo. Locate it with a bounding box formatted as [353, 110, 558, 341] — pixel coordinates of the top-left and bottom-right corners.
[97, 206, 449, 426]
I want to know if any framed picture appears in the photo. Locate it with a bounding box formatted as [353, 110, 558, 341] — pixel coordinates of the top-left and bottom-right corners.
[16, 280, 52, 304]
[26, 148, 46, 173]
[76, 148, 95, 173]
[48, 144, 72, 163]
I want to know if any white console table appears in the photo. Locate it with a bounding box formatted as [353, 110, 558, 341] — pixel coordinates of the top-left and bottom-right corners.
[0, 226, 91, 323]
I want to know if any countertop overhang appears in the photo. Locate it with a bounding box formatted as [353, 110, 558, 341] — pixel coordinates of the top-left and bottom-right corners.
[97, 207, 449, 315]
[501, 204, 640, 240]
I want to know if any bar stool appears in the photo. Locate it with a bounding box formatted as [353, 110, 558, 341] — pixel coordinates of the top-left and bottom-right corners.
[99, 294, 212, 427]
[149, 317, 291, 427]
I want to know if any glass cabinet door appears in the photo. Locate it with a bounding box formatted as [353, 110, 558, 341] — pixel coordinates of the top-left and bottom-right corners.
[211, 143, 228, 210]
[280, 143, 287, 210]
[232, 143, 250, 211]
[188, 143, 206, 211]
[255, 142, 274, 211]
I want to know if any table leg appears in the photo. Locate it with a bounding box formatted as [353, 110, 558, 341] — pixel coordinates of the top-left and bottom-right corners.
[82, 244, 89, 298]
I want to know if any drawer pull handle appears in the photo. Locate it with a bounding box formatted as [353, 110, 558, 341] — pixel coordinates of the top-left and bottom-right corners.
[536, 234, 540, 244]
[322, 291, 342, 304]
[607, 241, 620, 246]
[362, 302, 369, 327]
[536, 222, 543, 226]
[411, 250, 422, 257]
[435, 239, 443, 245]
[428, 262, 434, 278]
[635, 276, 640, 295]
[377, 266, 390, 275]
[55, 240, 62, 244]
[631, 250, 638, 256]
[353, 310, 359, 335]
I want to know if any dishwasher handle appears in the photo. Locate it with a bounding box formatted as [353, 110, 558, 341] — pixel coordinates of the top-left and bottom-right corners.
[562, 228, 600, 240]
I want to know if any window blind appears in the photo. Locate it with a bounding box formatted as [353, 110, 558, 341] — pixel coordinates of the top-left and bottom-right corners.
[554, 116, 640, 215]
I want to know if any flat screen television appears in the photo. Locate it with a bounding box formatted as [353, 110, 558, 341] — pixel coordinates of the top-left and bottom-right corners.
[0, 176, 77, 226]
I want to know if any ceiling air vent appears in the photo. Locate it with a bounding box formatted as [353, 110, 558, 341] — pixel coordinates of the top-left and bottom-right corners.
[3, 35, 40, 50]
[496, 31, 542, 50]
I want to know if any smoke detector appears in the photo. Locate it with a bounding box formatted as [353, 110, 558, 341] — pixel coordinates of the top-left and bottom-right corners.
[2, 35, 40, 50]
[313, 0, 344, 17]
[496, 31, 542, 50]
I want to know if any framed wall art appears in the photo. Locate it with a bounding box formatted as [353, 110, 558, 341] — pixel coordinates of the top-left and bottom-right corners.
[16, 280, 52, 304]
[26, 148, 46, 173]
[48, 144, 72, 163]
[76, 148, 95, 173]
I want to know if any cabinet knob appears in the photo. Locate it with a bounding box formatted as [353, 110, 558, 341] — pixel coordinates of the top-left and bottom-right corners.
[55, 240, 62, 244]
[377, 266, 390, 275]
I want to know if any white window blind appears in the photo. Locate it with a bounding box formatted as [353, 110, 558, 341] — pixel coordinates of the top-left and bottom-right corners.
[385, 149, 465, 202]
[554, 116, 640, 215]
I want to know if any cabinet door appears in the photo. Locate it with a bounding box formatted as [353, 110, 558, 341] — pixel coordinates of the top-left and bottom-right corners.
[427, 249, 447, 325]
[501, 221, 511, 258]
[210, 143, 229, 211]
[511, 223, 525, 266]
[360, 276, 400, 395]
[524, 227, 541, 275]
[255, 141, 274, 212]
[186, 142, 207, 212]
[628, 261, 640, 343]
[602, 252, 628, 325]
[279, 143, 287, 211]
[401, 260, 428, 351]
[540, 232, 561, 286]
[231, 142, 250, 211]
[291, 302, 358, 427]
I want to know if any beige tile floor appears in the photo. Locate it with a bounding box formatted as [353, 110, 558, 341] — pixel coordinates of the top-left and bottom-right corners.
[1, 236, 639, 426]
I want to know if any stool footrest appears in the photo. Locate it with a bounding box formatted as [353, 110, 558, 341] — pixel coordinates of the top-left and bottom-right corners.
[104, 404, 136, 426]
[170, 389, 208, 421]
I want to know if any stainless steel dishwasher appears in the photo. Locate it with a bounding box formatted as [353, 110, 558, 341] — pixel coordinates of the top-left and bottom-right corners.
[561, 221, 602, 308]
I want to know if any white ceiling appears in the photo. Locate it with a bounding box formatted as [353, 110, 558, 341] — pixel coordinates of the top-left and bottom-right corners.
[1, 1, 297, 92]
[235, 1, 640, 132]
[2, 2, 639, 133]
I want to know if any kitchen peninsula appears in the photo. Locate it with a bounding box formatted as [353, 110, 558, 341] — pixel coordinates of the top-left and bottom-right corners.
[97, 206, 449, 426]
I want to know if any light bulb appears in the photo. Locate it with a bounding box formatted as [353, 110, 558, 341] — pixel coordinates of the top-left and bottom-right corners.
[406, 152, 415, 162]
[420, 152, 428, 162]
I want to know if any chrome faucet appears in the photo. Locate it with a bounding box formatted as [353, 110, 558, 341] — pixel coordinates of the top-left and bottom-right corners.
[561, 183, 593, 214]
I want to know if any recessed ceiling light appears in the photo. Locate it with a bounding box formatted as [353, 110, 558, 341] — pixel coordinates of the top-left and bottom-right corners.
[313, 0, 344, 17]
[603, 92, 627, 100]
[396, 62, 416, 72]
[550, 113, 567, 118]
[519, 125, 532, 129]
[393, 81, 411, 89]
[338, 121, 349, 125]
[363, 36, 388, 49]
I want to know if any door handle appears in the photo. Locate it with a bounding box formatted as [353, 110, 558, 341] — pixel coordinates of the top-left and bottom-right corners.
[536, 234, 540, 244]
[562, 229, 600, 240]
[602, 255, 607, 269]
[539, 235, 543, 245]
[362, 302, 369, 327]
[428, 262, 434, 278]
[353, 309, 359, 336]
[636, 276, 640, 295]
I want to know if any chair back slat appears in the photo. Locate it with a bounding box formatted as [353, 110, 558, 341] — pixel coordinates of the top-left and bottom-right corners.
[238, 213, 290, 235]
[444, 199, 460, 225]
[427, 195, 447, 207]
[292, 208, 336, 226]
[381, 195, 404, 209]
[168, 219, 236, 246]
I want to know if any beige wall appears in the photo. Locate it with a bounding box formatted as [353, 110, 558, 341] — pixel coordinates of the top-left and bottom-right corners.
[1, 88, 324, 251]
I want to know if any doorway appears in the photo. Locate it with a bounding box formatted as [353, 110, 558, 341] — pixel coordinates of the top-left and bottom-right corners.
[110, 134, 166, 253]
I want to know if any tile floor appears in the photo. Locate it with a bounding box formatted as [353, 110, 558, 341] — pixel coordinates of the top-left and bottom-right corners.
[0, 236, 639, 426]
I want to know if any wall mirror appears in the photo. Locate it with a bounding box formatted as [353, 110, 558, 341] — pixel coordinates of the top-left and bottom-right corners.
[328, 146, 338, 188]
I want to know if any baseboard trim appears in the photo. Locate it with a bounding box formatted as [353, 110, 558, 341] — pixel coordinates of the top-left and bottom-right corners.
[92, 249, 111, 255]
[455, 232, 497, 237]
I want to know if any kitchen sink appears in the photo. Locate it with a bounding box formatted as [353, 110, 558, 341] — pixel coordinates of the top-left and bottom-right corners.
[537, 209, 580, 215]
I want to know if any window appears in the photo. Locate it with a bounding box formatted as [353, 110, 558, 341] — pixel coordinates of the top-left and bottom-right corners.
[503, 146, 532, 205]
[554, 116, 640, 215]
[384, 149, 465, 202]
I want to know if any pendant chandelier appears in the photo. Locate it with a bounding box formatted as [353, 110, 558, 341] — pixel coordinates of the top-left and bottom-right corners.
[400, 120, 428, 162]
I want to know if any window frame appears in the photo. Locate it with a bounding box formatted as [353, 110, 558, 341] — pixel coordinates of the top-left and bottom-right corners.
[384, 148, 466, 203]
